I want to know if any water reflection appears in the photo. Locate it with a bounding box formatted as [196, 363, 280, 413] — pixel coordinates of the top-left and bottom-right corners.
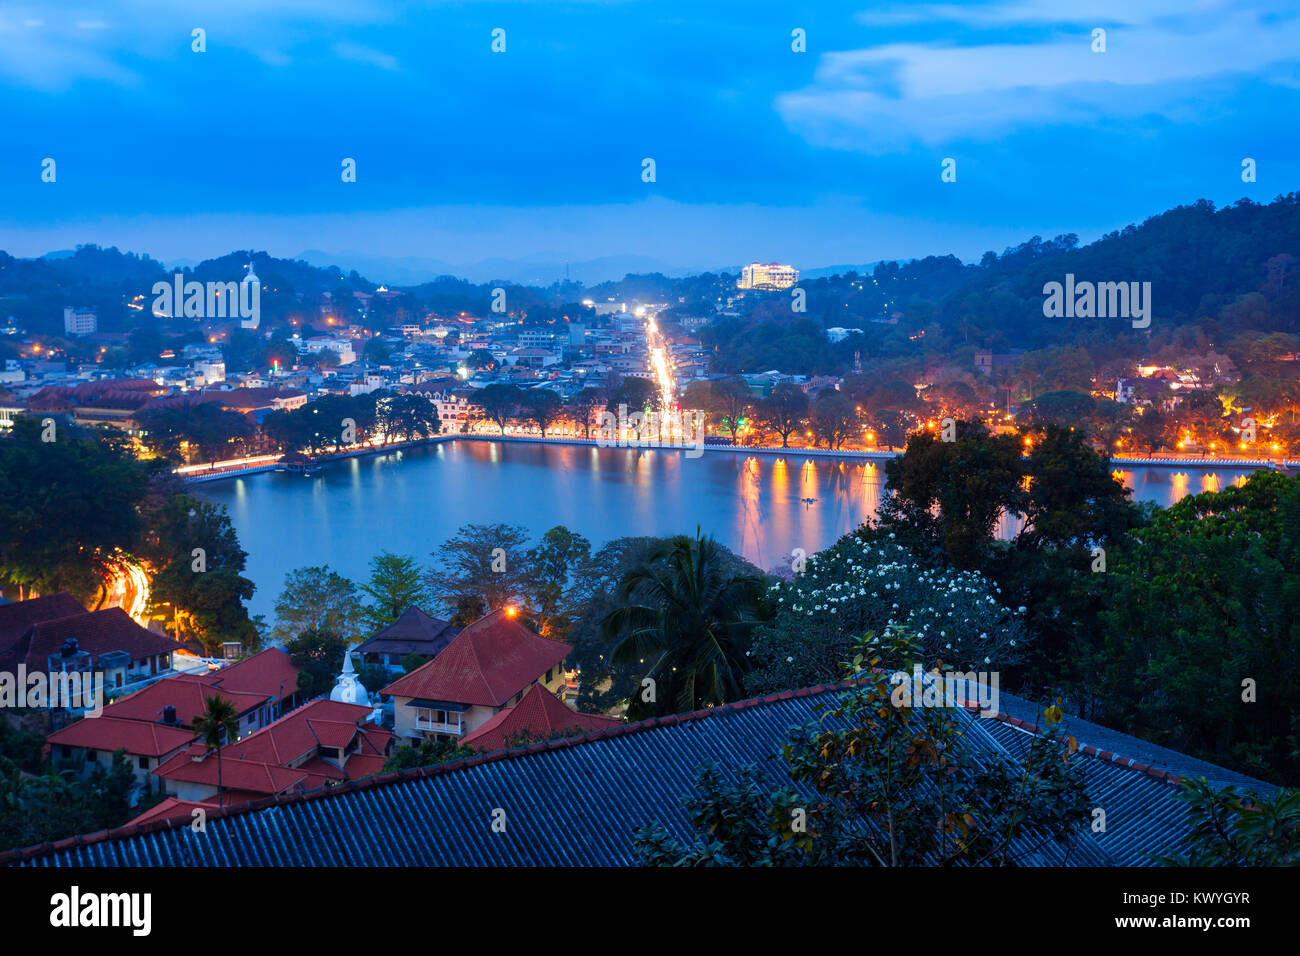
[195, 443, 1267, 618]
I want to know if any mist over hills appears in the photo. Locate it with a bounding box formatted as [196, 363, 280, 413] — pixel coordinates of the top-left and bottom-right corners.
[291, 251, 700, 287]
[1, 195, 1297, 357]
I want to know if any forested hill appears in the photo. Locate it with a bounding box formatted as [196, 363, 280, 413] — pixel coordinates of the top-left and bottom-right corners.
[2, 194, 1299, 362]
[937, 194, 1300, 350]
[700, 194, 1300, 375]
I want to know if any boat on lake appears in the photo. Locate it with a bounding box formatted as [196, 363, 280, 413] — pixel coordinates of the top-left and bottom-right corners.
[276, 451, 321, 475]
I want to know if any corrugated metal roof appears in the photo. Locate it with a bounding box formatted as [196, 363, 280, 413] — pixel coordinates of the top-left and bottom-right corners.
[4, 686, 1203, 867]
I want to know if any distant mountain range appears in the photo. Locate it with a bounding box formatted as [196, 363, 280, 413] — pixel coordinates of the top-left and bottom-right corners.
[288, 251, 714, 287]
[32, 248, 882, 288]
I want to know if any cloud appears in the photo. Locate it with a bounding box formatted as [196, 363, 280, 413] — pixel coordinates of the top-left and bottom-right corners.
[332, 41, 399, 71]
[0, 12, 140, 90]
[0, 0, 398, 89]
[777, 4, 1300, 150]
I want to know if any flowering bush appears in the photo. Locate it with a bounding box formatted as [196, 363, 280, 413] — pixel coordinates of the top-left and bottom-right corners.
[746, 531, 1029, 694]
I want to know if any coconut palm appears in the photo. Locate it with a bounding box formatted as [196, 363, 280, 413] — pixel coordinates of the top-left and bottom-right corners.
[601, 528, 765, 717]
[192, 695, 240, 809]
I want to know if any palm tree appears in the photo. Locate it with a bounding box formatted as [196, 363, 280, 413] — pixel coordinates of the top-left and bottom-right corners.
[601, 528, 765, 718]
[192, 695, 240, 809]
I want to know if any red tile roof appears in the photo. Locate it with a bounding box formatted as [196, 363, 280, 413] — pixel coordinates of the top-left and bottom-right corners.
[153, 748, 333, 795]
[126, 798, 218, 827]
[102, 674, 270, 727]
[0, 593, 85, 649]
[461, 683, 622, 753]
[0, 607, 176, 673]
[225, 698, 381, 767]
[340, 753, 387, 779]
[380, 609, 571, 707]
[209, 648, 298, 701]
[47, 715, 196, 758]
[296, 757, 347, 781]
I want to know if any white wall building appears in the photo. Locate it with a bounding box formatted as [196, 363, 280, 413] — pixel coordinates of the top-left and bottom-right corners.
[63, 307, 97, 336]
[738, 263, 798, 290]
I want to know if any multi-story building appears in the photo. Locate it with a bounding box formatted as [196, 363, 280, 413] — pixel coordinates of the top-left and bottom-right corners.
[738, 262, 798, 290]
[381, 608, 572, 746]
[63, 307, 97, 336]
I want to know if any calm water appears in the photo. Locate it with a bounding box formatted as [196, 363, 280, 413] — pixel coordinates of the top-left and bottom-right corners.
[194, 441, 1259, 619]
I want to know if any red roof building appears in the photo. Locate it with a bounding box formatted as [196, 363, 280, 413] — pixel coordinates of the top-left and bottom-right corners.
[206, 648, 299, 707]
[0, 593, 85, 650]
[0, 606, 177, 699]
[125, 797, 219, 828]
[381, 608, 572, 746]
[460, 683, 621, 753]
[153, 698, 393, 804]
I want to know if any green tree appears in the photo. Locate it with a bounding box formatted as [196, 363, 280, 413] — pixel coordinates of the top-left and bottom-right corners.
[383, 737, 475, 772]
[753, 383, 809, 447]
[472, 383, 522, 434]
[271, 565, 363, 643]
[601, 527, 765, 717]
[569, 386, 607, 439]
[426, 523, 533, 622]
[525, 526, 592, 640]
[608, 376, 658, 415]
[191, 695, 240, 809]
[1092, 470, 1300, 783]
[636, 631, 1090, 866]
[0, 416, 149, 601]
[520, 388, 563, 437]
[877, 421, 1026, 569]
[1161, 779, 1300, 866]
[709, 377, 753, 440]
[811, 388, 856, 449]
[362, 337, 392, 364]
[359, 551, 432, 630]
[145, 494, 259, 653]
[285, 627, 351, 700]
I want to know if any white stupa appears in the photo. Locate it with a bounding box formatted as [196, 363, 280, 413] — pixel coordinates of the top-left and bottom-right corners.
[330, 649, 369, 705]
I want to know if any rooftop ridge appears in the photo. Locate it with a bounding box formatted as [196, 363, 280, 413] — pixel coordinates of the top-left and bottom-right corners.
[2, 680, 1210, 865]
[0, 681, 848, 864]
[959, 700, 1186, 788]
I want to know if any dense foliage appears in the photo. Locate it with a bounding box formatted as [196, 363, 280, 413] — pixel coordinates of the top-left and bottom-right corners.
[746, 534, 1027, 696]
[636, 632, 1090, 866]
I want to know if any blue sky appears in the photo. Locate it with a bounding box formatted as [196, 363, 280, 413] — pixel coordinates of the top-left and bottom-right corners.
[0, 0, 1297, 274]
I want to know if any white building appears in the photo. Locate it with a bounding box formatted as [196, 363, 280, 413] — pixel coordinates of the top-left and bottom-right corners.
[63, 307, 97, 336]
[194, 359, 226, 385]
[738, 263, 798, 290]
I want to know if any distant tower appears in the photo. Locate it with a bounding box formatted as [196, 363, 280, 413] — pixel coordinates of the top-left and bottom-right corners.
[854, 350, 861, 373]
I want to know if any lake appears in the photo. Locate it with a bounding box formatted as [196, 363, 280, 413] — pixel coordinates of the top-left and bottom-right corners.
[194, 440, 1261, 619]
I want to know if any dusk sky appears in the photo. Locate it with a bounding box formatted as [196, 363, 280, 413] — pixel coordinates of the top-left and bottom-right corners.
[1, 1, 1298, 275]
